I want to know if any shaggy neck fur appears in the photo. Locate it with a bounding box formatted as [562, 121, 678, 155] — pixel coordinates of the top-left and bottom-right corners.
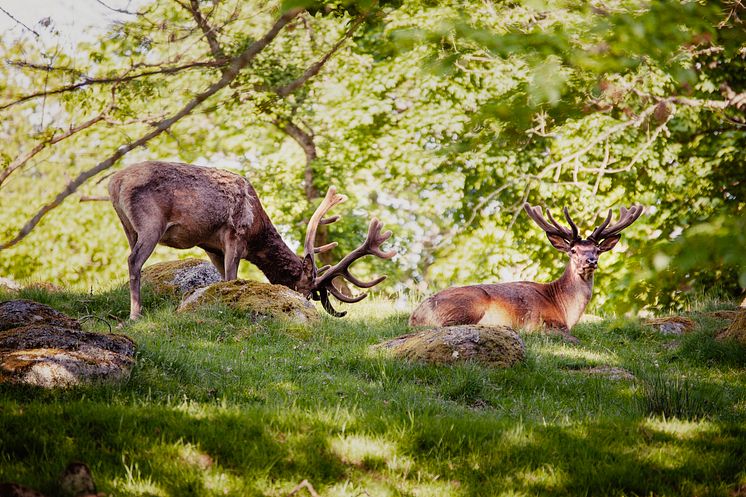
[245, 219, 303, 290]
[546, 263, 594, 329]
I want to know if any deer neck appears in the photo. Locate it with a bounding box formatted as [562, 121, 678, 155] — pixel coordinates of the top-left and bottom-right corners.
[245, 220, 303, 289]
[548, 264, 594, 329]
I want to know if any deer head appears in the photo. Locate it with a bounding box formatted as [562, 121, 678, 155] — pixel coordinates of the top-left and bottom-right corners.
[297, 187, 396, 317]
[524, 203, 644, 278]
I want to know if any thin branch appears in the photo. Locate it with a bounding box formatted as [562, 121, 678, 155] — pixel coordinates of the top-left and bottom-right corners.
[182, 0, 226, 61]
[79, 195, 111, 202]
[276, 13, 368, 97]
[287, 479, 321, 497]
[0, 104, 113, 188]
[0, 60, 222, 111]
[0, 7, 303, 251]
[0, 6, 39, 37]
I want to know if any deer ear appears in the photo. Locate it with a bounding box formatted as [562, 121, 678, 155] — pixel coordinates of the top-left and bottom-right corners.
[597, 235, 621, 252]
[302, 253, 315, 274]
[546, 234, 571, 253]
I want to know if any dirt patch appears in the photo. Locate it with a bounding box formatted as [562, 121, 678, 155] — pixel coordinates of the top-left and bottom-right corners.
[374, 325, 525, 368]
[178, 280, 319, 325]
[578, 366, 635, 381]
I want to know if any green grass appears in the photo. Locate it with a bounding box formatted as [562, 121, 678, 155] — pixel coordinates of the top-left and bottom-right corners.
[1, 287, 745, 496]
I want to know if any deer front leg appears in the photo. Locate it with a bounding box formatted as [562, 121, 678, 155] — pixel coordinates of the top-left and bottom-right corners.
[223, 239, 242, 281]
[127, 229, 162, 320]
[204, 249, 226, 280]
[545, 321, 580, 344]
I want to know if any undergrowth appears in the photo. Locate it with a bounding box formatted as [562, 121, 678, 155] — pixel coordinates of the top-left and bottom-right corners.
[0, 286, 745, 496]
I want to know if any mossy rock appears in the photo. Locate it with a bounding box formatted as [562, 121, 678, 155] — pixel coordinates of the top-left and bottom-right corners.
[0, 325, 136, 388]
[141, 258, 222, 298]
[0, 300, 81, 332]
[178, 280, 319, 325]
[642, 316, 696, 335]
[375, 325, 525, 368]
[717, 308, 746, 345]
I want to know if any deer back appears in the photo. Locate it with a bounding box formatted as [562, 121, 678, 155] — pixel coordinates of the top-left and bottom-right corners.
[108, 161, 261, 250]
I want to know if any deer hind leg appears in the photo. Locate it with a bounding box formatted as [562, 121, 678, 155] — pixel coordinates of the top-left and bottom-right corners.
[127, 223, 164, 320]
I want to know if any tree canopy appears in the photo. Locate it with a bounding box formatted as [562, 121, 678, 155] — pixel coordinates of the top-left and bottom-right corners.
[0, 0, 743, 312]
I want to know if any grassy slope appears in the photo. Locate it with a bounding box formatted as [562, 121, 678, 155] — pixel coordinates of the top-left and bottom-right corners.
[0, 286, 745, 497]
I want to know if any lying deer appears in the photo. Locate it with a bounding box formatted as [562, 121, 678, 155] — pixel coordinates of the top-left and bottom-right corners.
[410, 203, 643, 341]
[109, 161, 395, 319]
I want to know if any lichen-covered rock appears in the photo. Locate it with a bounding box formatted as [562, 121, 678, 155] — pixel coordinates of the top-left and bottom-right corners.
[141, 258, 222, 298]
[0, 300, 81, 332]
[579, 366, 635, 381]
[375, 325, 525, 367]
[0, 325, 136, 388]
[643, 316, 695, 335]
[178, 279, 319, 324]
[717, 308, 746, 345]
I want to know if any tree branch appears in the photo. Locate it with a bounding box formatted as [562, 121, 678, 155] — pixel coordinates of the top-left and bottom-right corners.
[0, 7, 303, 251]
[0, 104, 112, 188]
[0, 60, 222, 112]
[275, 13, 367, 97]
[181, 0, 226, 61]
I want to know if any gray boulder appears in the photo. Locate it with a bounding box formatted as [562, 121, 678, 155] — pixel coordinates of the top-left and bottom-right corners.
[141, 259, 222, 298]
[375, 325, 525, 368]
[0, 300, 81, 332]
[0, 325, 135, 388]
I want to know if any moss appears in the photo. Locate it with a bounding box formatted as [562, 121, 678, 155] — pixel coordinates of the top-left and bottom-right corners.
[141, 259, 221, 298]
[178, 280, 319, 325]
[643, 316, 696, 335]
[376, 325, 525, 368]
[718, 308, 746, 345]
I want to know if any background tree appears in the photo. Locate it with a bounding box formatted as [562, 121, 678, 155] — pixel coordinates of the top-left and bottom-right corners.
[0, 0, 743, 312]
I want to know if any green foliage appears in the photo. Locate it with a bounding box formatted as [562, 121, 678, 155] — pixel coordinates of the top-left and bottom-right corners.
[0, 289, 745, 494]
[0, 0, 744, 314]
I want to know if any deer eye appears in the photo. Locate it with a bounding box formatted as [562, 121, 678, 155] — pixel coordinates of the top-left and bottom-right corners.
[570, 248, 577, 254]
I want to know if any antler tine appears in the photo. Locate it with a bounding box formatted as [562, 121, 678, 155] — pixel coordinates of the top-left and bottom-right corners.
[588, 205, 644, 242]
[563, 207, 579, 241]
[328, 284, 368, 303]
[314, 217, 396, 293]
[303, 186, 347, 260]
[524, 203, 575, 241]
[318, 288, 346, 317]
[588, 209, 613, 242]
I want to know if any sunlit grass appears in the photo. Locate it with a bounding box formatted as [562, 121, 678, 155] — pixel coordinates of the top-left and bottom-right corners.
[0, 287, 745, 496]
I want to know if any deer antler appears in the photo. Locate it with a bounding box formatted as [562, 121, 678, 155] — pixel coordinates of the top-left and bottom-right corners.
[523, 203, 580, 242]
[304, 188, 395, 316]
[587, 205, 644, 242]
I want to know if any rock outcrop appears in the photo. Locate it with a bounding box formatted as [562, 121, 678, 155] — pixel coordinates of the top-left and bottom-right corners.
[0, 300, 135, 388]
[141, 258, 222, 298]
[375, 325, 525, 368]
[0, 300, 81, 332]
[178, 279, 319, 324]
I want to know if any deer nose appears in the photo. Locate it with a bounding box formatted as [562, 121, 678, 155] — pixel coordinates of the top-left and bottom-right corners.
[587, 257, 598, 265]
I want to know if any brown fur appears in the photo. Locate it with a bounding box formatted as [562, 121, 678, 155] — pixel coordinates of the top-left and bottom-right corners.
[109, 161, 306, 319]
[410, 240, 613, 341]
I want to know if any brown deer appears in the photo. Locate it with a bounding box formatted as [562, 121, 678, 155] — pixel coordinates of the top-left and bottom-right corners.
[410, 203, 643, 341]
[109, 161, 395, 319]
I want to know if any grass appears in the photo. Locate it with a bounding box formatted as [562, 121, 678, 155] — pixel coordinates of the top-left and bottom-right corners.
[1, 286, 745, 496]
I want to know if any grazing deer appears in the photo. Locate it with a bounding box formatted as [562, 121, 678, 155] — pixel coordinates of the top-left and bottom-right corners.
[109, 161, 395, 319]
[410, 203, 643, 341]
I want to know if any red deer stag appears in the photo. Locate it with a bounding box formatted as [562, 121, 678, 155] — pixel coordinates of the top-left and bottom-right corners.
[109, 161, 395, 319]
[409, 203, 643, 342]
